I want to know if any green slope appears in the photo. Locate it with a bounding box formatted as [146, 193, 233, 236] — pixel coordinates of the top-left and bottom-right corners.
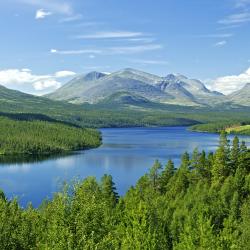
[1, 84, 250, 129]
[0, 116, 101, 155]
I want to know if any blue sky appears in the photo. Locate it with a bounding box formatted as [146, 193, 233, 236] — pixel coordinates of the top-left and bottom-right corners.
[0, 0, 250, 95]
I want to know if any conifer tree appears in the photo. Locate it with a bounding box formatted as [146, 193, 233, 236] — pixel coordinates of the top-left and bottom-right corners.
[212, 131, 230, 183]
[230, 136, 240, 174]
[101, 174, 119, 206]
[149, 160, 162, 190]
[159, 159, 175, 193]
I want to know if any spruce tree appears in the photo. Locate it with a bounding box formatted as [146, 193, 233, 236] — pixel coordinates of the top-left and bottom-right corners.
[149, 160, 162, 190]
[212, 131, 230, 183]
[159, 159, 175, 193]
[101, 174, 119, 206]
[230, 136, 240, 174]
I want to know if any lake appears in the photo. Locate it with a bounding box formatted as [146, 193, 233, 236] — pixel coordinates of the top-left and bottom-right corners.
[0, 126, 250, 207]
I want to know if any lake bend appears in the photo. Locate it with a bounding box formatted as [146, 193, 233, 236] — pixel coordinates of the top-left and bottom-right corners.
[1, 126, 250, 207]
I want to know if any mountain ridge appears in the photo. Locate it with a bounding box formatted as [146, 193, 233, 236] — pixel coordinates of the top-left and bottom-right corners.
[46, 68, 228, 106]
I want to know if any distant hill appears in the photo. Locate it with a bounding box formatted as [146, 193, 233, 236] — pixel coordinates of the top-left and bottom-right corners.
[1, 82, 250, 129]
[227, 83, 250, 106]
[46, 68, 224, 106]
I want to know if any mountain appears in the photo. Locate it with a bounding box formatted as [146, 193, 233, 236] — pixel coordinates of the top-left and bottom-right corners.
[46, 68, 223, 106]
[227, 83, 250, 106]
[46, 69, 175, 105]
[99, 91, 150, 106]
[157, 74, 224, 105]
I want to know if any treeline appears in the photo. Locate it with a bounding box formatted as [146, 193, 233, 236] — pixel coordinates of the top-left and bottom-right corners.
[1, 85, 250, 128]
[190, 121, 250, 135]
[0, 132, 249, 249]
[0, 117, 101, 155]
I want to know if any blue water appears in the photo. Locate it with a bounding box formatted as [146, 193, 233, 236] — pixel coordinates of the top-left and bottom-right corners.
[0, 126, 249, 207]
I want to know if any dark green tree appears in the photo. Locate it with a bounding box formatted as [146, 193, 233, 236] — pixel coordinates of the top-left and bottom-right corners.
[101, 174, 119, 207]
[159, 159, 175, 193]
[212, 131, 230, 183]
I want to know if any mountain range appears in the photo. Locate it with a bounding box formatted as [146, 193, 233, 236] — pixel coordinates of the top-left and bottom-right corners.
[0, 68, 249, 114]
[46, 68, 249, 107]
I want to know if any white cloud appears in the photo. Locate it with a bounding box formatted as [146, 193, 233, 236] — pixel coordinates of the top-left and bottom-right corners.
[196, 33, 233, 38]
[214, 40, 227, 47]
[54, 70, 76, 78]
[59, 14, 83, 23]
[208, 67, 250, 94]
[218, 12, 250, 24]
[0, 68, 76, 94]
[33, 79, 61, 90]
[108, 44, 163, 54]
[235, 0, 250, 8]
[50, 48, 102, 55]
[217, 24, 241, 30]
[131, 59, 169, 65]
[35, 9, 52, 19]
[50, 44, 163, 56]
[18, 0, 72, 15]
[0, 69, 49, 84]
[74, 31, 144, 39]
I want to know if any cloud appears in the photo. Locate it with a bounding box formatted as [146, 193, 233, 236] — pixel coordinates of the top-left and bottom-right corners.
[196, 33, 233, 38]
[218, 12, 250, 24]
[59, 14, 83, 23]
[130, 59, 169, 65]
[50, 48, 102, 55]
[50, 44, 163, 56]
[18, 0, 73, 15]
[217, 24, 241, 30]
[0, 68, 76, 94]
[213, 40, 227, 47]
[74, 31, 144, 39]
[108, 44, 163, 54]
[33, 79, 61, 90]
[235, 0, 250, 8]
[54, 70, 76, 77]
[35, 9, 52, 19]
[208, 67, 250, 94]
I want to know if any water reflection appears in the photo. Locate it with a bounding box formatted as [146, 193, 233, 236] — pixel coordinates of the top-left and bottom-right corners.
[0, 152, 74, 165]
[0, 126, 249, 207]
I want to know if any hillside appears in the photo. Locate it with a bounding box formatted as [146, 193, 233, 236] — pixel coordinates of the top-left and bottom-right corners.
[1, 83, 250, 129]
[46, 68, 224, 106]
[227, 83, 250, 106]
[0, 116, 101, 155]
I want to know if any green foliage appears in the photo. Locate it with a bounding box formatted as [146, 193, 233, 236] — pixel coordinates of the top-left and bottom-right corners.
[0, 117, 101, 155]
[0, 133, 249, 249]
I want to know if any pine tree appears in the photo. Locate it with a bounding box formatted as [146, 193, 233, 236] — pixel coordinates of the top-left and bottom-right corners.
[190, 148, 199, 171]
[159, 159, 175, 193]
[212, 131, 230, 183]
[180, 152, 190, 169]
[101, 174, 119, 206]
[149, 160, 162, 191]
[230, 136, 240, 174]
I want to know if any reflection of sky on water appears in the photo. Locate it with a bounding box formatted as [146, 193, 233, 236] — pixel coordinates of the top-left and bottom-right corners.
[0, 126, 249, 207]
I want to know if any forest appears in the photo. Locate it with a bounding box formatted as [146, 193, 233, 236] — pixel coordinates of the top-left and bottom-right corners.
[191, 122, 250, 135]
[0, 132, 249, 249]
[0, 117, 101, 155]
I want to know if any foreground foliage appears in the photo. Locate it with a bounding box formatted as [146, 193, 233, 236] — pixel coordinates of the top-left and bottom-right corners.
[0, 117, 101, 155]
[0, 132, 249, 249]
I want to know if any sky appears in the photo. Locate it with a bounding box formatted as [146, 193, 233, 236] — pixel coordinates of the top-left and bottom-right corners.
[0, 0, 250, 95]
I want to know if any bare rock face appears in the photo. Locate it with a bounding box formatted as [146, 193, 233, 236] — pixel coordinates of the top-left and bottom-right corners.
[46, 68, 230, 107]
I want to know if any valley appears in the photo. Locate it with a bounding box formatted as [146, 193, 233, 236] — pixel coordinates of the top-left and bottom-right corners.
[0, 68, 249, 130]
